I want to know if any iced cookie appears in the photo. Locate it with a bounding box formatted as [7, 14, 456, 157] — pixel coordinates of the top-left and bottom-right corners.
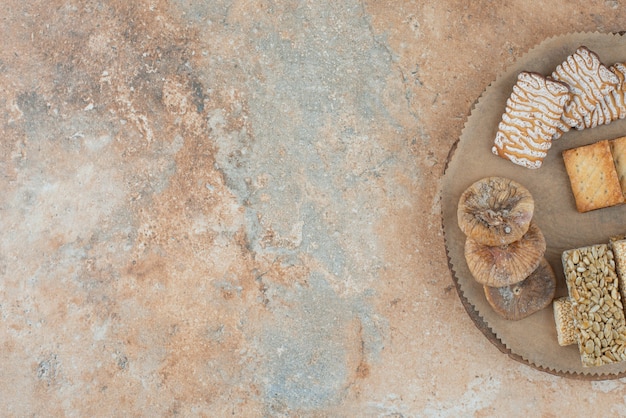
[492, 71, 570, 169]
[551, 46, 619, 133]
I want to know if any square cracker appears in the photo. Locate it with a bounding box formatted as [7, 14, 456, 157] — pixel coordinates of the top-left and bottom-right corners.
[562, 139, 625, 212]
[610, 135, 626, 195]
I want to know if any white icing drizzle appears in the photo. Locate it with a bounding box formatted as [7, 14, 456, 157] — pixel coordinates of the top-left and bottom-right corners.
[492, 71, 569, 169]
[552, 46, 619, 129]
[582, 62, 626, 129]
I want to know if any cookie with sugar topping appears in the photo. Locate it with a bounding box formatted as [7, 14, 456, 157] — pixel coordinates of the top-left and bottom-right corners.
[551, 46, 619, 132]
[582, 62, 626, 129]
[492, 71, 570, 169]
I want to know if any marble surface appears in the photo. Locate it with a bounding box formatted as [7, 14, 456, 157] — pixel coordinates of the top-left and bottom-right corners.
[4, 0, 626, 416]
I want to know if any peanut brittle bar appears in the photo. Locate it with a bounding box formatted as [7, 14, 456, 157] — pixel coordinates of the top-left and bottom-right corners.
[562, 244, 626, 367]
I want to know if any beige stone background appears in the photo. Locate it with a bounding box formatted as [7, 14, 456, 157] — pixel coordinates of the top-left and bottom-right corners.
[3, 0, 626, 416]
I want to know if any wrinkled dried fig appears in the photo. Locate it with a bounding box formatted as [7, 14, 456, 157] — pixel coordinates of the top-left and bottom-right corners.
[458, 177, 534, 246]
[464, 221, 546, 287]
[483, 258, 556, 321]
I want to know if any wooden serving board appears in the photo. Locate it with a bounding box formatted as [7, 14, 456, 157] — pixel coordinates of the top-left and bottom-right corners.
[442, 32, 626, 379]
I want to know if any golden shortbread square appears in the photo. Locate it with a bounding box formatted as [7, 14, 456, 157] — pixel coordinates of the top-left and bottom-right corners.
[610, 135, 626, 195]
[562, 140, 625, 212]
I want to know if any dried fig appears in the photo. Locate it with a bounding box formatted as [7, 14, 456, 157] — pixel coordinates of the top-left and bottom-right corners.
[483, 258, 556, 321]
[464, 221, 546, 287]
[458, 177, 534, 246]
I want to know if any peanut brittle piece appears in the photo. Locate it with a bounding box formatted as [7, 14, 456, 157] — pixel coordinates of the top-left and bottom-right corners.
[562, 244, 626, 367]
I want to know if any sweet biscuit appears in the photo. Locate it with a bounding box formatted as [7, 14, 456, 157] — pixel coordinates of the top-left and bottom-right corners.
[583, 63, 626, 129]
[492, 71, 570, 169]
[551, 46, 619, 131]
[610, 135, 626, 196]
[562, 140, 625, 212]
